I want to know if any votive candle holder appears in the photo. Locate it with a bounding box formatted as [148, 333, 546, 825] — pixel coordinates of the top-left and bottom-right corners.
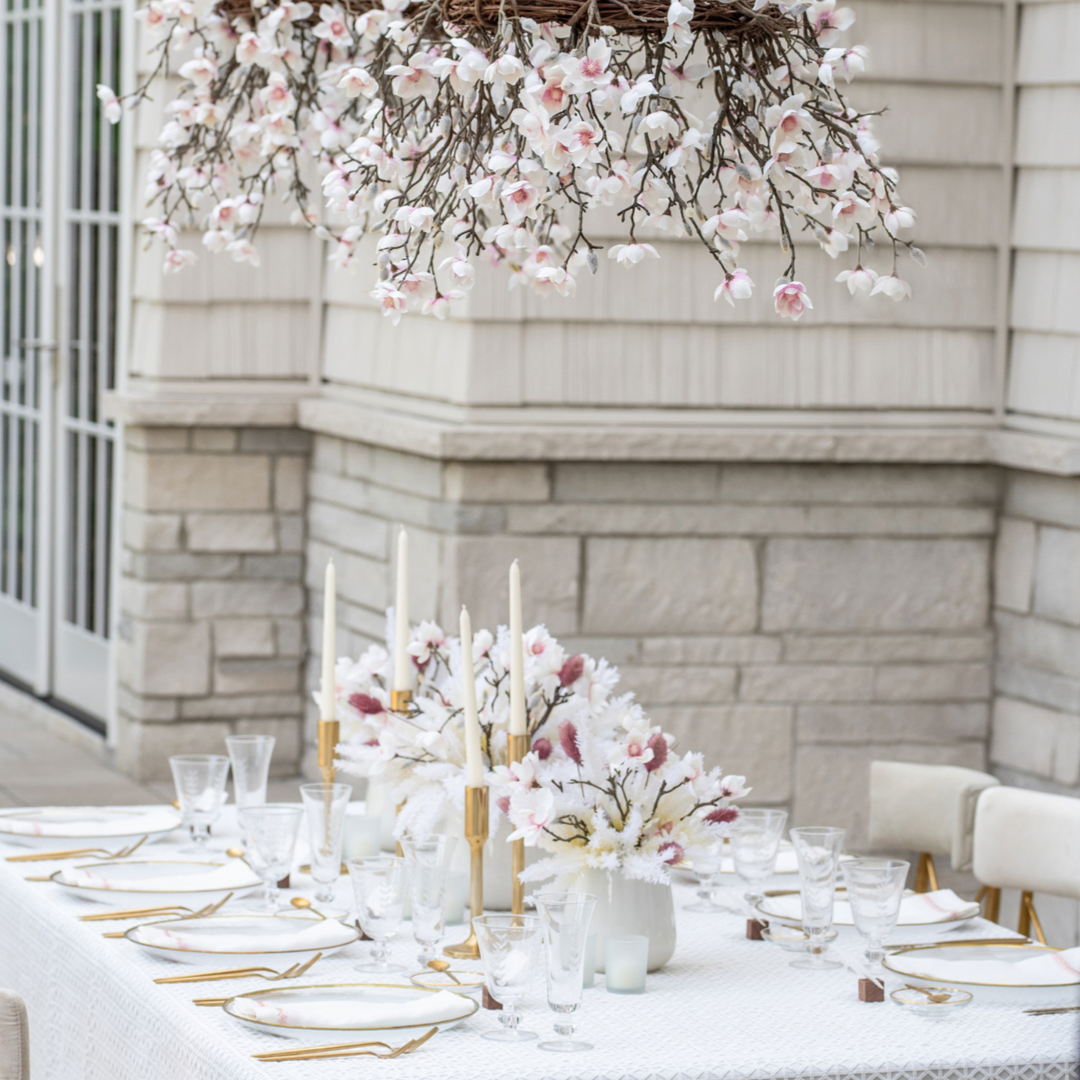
[604, 935, 648, 994]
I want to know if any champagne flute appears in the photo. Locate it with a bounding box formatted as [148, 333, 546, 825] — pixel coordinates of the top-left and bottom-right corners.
[789, 826, 846, 971]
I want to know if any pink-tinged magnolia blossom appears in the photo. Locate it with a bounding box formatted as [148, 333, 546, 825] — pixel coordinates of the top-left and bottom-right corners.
[644, 732, 669, 773]
[607, 242, 659, 267]
[163, 249, 196, 273]
[773, 281, 813, 320]
[835, 266, 877, 295]
[371, 284, 407, 324]
[496, 795, 511, 815]
[507, 787, 555, 841]
[658, 840, 685, 866]
[532, 737, 553, 760]
[559, 655, 585, 687]
[338, 66, 378, 98]
[313, 4, 351, 49]
[720, 774, 750, 798]
[96, 84, 121, 124]
[533, 266, 575, 297]
[500, 180, 539, 224]
[558, 719, 582, 764]
[349, 692, 384, 715]
[884, 205, 916, 233]
[714, 268, 754, 306]
[869, 274, 912, 301]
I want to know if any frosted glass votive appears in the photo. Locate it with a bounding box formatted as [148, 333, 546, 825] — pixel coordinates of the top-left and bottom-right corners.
[342, 813, 383, 860]
[604, 935, 648, 994]
[582, 933, 597, 989]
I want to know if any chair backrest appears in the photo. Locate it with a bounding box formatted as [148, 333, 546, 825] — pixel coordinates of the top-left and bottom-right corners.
[868, 761, 1000, 870]
[0, 990, 29, 1080]
[973, 785, 1080, 899]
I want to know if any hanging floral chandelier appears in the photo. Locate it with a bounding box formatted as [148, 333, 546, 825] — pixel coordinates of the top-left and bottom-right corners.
[105, 0, 922, 322]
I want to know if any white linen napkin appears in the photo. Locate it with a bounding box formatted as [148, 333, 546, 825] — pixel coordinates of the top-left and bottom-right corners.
[0, 808, 180, 838]
[763, 888, 980, 926]
[136, 917, 348, 953]
[56, 862, 259, 893]
[891, 946, 1080, 987]
[232, 990, 467, 1028]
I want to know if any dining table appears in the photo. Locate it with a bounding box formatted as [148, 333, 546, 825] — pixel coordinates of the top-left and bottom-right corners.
[0, 804, 1076, 1080]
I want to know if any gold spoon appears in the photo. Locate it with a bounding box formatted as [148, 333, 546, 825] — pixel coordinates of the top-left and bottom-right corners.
[905, 984, 953, 1004]
[427, 959, 461, 985]
[290, 896, 327, 920]
[226, 847, 244, 858]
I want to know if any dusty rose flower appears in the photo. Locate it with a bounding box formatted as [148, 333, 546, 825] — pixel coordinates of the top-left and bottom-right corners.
[559, 655, 585, 687]
[558, 719, 581, 765]
[532, 737, 553, 760]
[705, 806, 740, 825]
[644, 732, 669, 773]
[349, 692, 384, 715]
[658, 840, 685, 865]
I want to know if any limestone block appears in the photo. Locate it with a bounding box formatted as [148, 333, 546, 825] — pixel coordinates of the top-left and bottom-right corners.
[191, 429, 238, 452]
[739, 665, 875, 703]
[275, 456, 306, 512]
[130, 553, 241, 580]
[344, 442, 374, 478]
[995, 659, 1080, 715]
[641, 636, 782, 665]
[617, 665, 738, 704]
[797, 703, 989, 744]
[186, 513, 277, 553]
[234, 717, 303, 771]
[648, 705, 793, 802]
[306, 538, 387, 609]
[1004, 472, 1080, 530]
[995, 610, 1080, 680]
[445, 536, 580, 636]
[240, 429, 312, 453]
[308, 501, 388, 559]
[241, 555, 304, 580]
[115, 686, 179, 721]
[125, 427, 188, 451]
[126, 450, 271, 511]
[214, 659, 301, 695]
[309, 472, 370, 513]
[371, 446, 443, 499]
[120, 580, 189, 620]
[557, 637, 643, 666]
[583, 538, 757, 635]
[214, 618, 275, 658]
[443, 462, 550, 503]
[191, 581, 305, 618]
[1034, 526, 1080, 625]
[428, 504, 506, 534]
[793, 741, 986, 849]
[312, 436, 345, 477]
[124, 510, 182, 552]
[554, 463, 721, 503]
[872, 663, 991, 701]
[994, 517, 1037, 614]
[991, 697, 1080, 786]
[762, 538, 989, 632]
[782, 633, 992, 663]
[117, 620, 211, 696]
[275, 619, 304, 658]
[115, 718, 234, 781]
[278, 515, 305, 553]
[179, 693, 304, 719]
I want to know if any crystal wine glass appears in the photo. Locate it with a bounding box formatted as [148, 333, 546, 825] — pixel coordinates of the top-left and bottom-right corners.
[400, 835, 457, 966]
[347, 855, 408, 974]
[238, 805, 302, 912]
[169, 755, 230, 848]
[534, 891, 596, 1053]
[684, 839, 726, 912]
[843, 857, 910, 972]
[473, 913, 543, 1042]
[300, 782, 352, 911]
[789, 826, 846, 970]
[730, 808, 789, 910]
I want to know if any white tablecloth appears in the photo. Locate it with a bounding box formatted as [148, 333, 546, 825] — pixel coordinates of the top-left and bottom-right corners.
[0, 807, 1076, 1080]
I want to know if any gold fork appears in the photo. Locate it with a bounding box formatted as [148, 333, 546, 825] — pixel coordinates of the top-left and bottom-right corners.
[155, 953, 323, 984]
[7, 836, 148, 862]
[81, 892, 234, 922]
[252, 1026, 439, 1062]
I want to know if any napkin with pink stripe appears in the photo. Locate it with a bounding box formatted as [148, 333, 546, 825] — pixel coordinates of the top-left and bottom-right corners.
[232, 990, 467, 1028]
[890, 946, 1080, 986]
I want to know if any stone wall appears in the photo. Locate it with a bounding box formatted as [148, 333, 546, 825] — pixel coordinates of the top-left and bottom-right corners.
[115, 426, 310, 780]
[306, 442, 996, 848]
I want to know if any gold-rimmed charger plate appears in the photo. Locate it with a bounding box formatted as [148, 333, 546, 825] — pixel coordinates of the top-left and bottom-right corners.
[51, 859, 261, 906]
[0, 806, 180, 847]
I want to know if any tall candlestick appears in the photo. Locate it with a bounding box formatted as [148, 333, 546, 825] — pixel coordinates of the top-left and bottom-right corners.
[459, 606, 485, 788]
[508, 560, 526, 737]
[319, 560, 339, 784]
[393, 527, 410, 692]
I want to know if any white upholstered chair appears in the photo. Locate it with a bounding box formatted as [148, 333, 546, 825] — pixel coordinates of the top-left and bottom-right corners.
[868, 761, 1000, 892]
[972, 785, 1080, 945]
[0, 990, 29, 1080]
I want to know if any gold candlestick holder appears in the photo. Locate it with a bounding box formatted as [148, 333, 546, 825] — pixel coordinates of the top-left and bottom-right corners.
[508, 733, 529, 916]
[317, 719, 340, 785]
[390, 689, 413, 713]
[444, 785, 489, 960]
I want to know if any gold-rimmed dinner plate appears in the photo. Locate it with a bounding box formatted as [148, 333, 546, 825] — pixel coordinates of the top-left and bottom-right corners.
[756, 889, 978, 928]
[884, 941, 1080, 1004]
[125, 914, 359, 966]
[50, 859, 261, 906]
[0, 806, 181, 848]
[223, 983, 479, 1041]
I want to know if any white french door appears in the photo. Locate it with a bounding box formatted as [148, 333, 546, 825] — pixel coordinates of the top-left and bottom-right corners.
[0, 0, 123, 729]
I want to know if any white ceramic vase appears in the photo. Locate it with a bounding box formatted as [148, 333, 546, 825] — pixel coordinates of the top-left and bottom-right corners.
[574, 867, 677, 973]
[362, 776, 399, 853]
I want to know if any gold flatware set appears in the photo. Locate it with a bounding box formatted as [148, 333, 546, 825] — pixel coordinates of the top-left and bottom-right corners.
[155, 953, 323, 985]
[251, 1025, 439, 1062]
[7, 836, 148, 862]
[80, 893, 234, 922]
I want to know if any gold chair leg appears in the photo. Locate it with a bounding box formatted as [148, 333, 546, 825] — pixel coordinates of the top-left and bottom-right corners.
[1019, 891, 1047, 944]
[914, 852, 938, 893]
[977, 884, 1001, 924]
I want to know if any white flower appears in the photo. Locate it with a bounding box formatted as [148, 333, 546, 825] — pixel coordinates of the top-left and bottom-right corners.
[835, 266, 877, 295]
[713, 268, 754, 306]
[507, 787, 555, 842]
[338, 67, 378, 98]
[163, 248, 196, 272]
[869, 274, 912, 301]
[607, 243, 659, 267]
[96, 84, 121, 124]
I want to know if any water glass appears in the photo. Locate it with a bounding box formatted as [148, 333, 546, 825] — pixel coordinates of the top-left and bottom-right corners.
[347, 856, 408, 973]
[400, 835, 457, 966]
[300, 783, 352, 906]
[169, 755, 230, 846]
[474, 914, 543, 1042]
[534, 891, 596, 1053]
[238, 805, 302, 912]
[730, 808, 789, 908]
[684, 839, 726, 913]
[789, 826, 846, 970]
[226, 735, 275, 809]
[843, 857, 910, 970]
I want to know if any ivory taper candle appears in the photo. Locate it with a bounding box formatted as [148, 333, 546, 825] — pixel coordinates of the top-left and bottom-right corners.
[393, 527, 409, 691]
[509, 560, 526, 737]
[459, 606, 485, 787]
[320, 560, 336, 722]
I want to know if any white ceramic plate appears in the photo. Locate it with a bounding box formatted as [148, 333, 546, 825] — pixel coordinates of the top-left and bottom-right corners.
[0, 806, 181, 848]
[125, 914, 359, 966]
[884, 943, 1080, 1004]
[223, 983, 479, 1041]
[756, 890, 977, 928]
[50, 859, 261, 906]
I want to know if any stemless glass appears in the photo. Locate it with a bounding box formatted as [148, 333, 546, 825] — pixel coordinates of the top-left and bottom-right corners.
[731, 808, 789, 909]
[300, 783, 352, 908]
[474, 914, 543, 1042]
[534, 891, 596, 1053]
[843, 857, 910, 970]
[226, 735, 276, 817]
[684, 839, 726, 913]
[238, 805, 302, 912]
[169, 755, 230, 847]
[789, 826, 846, 971]
[347, 855, 408, 974]
[400, 835, 457, 966]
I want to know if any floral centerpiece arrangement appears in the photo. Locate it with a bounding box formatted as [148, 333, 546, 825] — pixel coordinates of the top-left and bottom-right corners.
[103, 0, 921, 320]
